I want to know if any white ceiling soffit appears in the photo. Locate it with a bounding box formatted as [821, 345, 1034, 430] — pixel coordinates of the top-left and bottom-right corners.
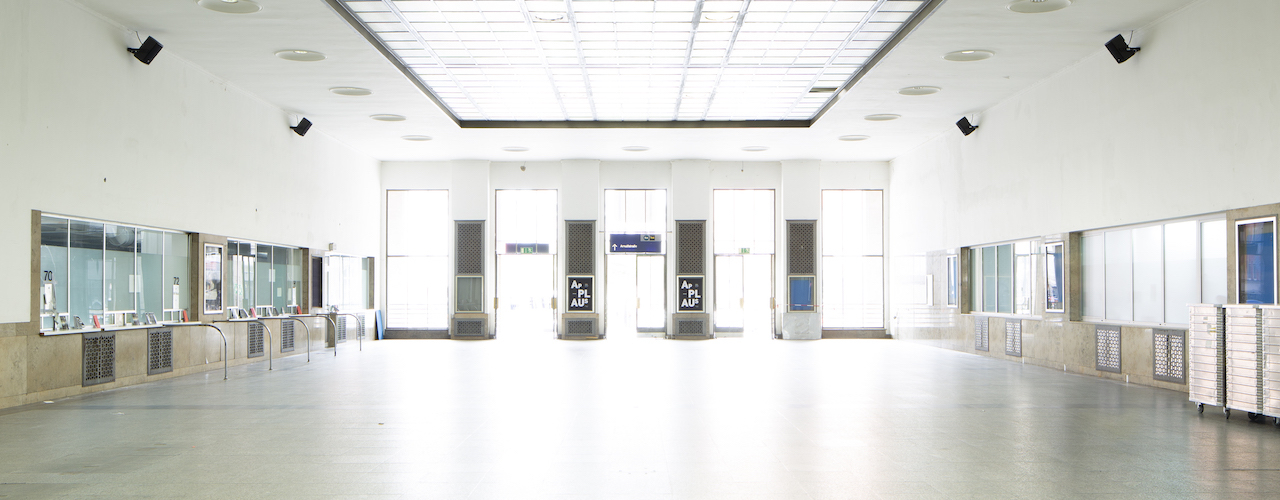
[329, 0, 943, 128]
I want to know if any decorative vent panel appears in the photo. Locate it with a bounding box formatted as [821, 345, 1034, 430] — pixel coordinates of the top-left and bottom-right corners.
[1153, 329, 1186, 384]
[248, 323, 265, 358]
[787, 221, 816, 275]
[456, 221, 485, 275]
[677, 221, 705, 275]
[147, 328, 173, 376]
[1005, 320, 1022, 357]
[565, 221, 595, 275]
[453, 318, 487, 339]
[1096, 325, 1122, 373]
[281, 321, 295, 353]
[83, 332, 116, 386]
[673, 317, 710, 339]
[974, 317, 989, 352]
[564, 318, 599, 340]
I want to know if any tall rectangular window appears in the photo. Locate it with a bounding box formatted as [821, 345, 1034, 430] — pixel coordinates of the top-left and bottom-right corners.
[1044, 242, 1064, 312]
[386, 190, 450, 329]
[972, 242, 1024, 314]
[821, 190, 883, 329]
[946, 255, 958, 308]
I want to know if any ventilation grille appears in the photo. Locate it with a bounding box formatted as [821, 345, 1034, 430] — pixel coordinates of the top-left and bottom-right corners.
[787, 221, 816, 275]
[83, 332, 116, 386]
[336, 316, 347, 343]
[456, 221, 484, 275]
[1005, 319, 1022, 357]
[1096, 325, 1122, 373]
[147, 328, 173, 376]
[565, 221, 595, 275]
[974, 317, 989, 352]
[677, 221, 705, 275]
[248, 323, 265, 358]
[673, 317, 710, 339]
[564, 318, 599, 340]
[452, 317, 488, 339]
[281, 321, 295, 353]
[1154, 329, 1186, 384]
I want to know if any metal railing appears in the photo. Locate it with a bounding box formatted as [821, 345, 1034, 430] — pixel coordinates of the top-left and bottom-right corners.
[216, 319, 274, 371]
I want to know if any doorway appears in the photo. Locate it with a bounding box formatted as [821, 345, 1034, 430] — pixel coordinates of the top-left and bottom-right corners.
[606, 254, 665, 338]
[495, 190, 558, 338]
[712, 189, 775, 338]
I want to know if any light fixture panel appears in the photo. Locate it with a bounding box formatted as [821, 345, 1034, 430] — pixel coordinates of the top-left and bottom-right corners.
[333, 0, 935, 125]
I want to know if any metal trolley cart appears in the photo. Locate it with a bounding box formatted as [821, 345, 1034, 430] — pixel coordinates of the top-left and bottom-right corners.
[1263, 306, 1280, 427]
[1224, 305, 1267, 422]
[1189, 304, 1226, 415]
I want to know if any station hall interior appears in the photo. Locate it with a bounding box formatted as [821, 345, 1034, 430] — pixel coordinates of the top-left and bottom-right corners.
[4, 0, 1280, 498]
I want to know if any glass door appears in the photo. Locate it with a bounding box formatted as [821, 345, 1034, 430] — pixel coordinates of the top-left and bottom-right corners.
[712, 190, 775, 337]
[605, 254, 666, 338]
[495, 190, 558, 338]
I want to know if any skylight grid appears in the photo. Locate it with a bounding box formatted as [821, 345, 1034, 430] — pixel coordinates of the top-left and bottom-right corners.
[339, 0, 929, 124]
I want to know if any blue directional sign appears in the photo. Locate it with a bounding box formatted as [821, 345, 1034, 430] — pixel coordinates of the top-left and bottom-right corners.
[608, 233, 661, 253]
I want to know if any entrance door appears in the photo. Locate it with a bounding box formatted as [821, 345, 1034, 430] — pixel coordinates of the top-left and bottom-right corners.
[495, 189, 558, 338]
[606, 254, 665, 338]
[712, 189, 775, 337]
[714, 254, 773, 337]
[496, 254, 556, 337]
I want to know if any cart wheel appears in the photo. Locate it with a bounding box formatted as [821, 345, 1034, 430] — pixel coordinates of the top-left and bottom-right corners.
[1249, 412, 1261, 422]
[1273, 417, 1280, 429]
[1225, 408, 1231, 419]
[1198, 403, 1205, 414]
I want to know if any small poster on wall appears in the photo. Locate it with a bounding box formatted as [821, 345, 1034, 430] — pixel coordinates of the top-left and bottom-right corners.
[567, 276, 594, 312]
[203, 244, 223, 314]
[677, 276, 704, 312]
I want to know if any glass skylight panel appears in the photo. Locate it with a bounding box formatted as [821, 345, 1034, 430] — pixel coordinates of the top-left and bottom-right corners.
[339, 0, 930, 123]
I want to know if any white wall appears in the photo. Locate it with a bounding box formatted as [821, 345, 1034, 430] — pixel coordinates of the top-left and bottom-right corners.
[889, 0, 1280, 258]
[0, 0, 380, 323]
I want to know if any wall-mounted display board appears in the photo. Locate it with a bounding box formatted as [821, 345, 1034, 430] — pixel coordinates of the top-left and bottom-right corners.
[203, 244, 223, 314]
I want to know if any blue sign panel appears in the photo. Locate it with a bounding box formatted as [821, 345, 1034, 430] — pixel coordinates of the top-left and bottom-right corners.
[609, 233, 661, 253]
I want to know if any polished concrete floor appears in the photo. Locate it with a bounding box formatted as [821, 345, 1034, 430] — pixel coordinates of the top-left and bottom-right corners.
[1, 337, 1278, 499]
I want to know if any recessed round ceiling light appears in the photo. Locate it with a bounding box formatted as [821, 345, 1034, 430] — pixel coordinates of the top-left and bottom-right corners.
[1007, 0, 1071, 14]
[703, 13, 736, 22]
[198, 0, 262, 14]
[741, 146, 768, 152]
[839, 135, 871, 142]
[275, 50, 325, 62]
[370, 114, 406, 122]
[864, 114, 901, 121]
[943, 50, 995, 62]
[329, 87, 372, 96]
[622, 146, 649, 152]
[402, 135, 432, 142]
[502, 146, 529, 152]
[898, 86, 941, 96]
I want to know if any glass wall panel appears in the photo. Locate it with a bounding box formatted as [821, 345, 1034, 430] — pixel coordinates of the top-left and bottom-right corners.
[272, 246, 288, 311]
[1045, 243, 1064, 312]
[386, 190, 450, 328]
[946, 255, 958, 307]
[714, 190, 775, 255]
[1164, 221, 1198, 324]
[137, 229, 164, 319]
[256, 245, 273, 308]
[1202, 220, 1227, 304]
[1104, 230, 1134, 321]
[1132, 225, 1164, 323]
[821, 190, 883, 328]
[1014, 242, 1032, 315]
[163, 232, 189, 319]
[982, 246, 996, 312]
[1083, 234, 1105, 318]
[996, 244, 1013, 314]
[69, 220, 104, 326]
[496, 190, 557, 253]
[103, 225, 135, 320]
[40, 217, 70, 330]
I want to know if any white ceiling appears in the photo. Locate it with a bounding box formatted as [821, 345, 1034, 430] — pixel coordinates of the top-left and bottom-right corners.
[75, 0, 1198, 162]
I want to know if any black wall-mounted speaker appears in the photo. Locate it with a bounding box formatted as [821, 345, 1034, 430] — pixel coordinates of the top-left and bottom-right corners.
[291, 118, 312, 136]
[1105, 34, 1140, 64]
[956, 117, 978, 136]
[127, 36, 163, 65]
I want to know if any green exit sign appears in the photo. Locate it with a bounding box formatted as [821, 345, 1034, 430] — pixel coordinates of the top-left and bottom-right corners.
[520, 247, 535, 254]
[740, 247, 750, 254]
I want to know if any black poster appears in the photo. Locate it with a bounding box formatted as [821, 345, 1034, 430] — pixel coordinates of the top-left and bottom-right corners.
[677, 276, 704, 312]
[567, 276, 594, 312]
